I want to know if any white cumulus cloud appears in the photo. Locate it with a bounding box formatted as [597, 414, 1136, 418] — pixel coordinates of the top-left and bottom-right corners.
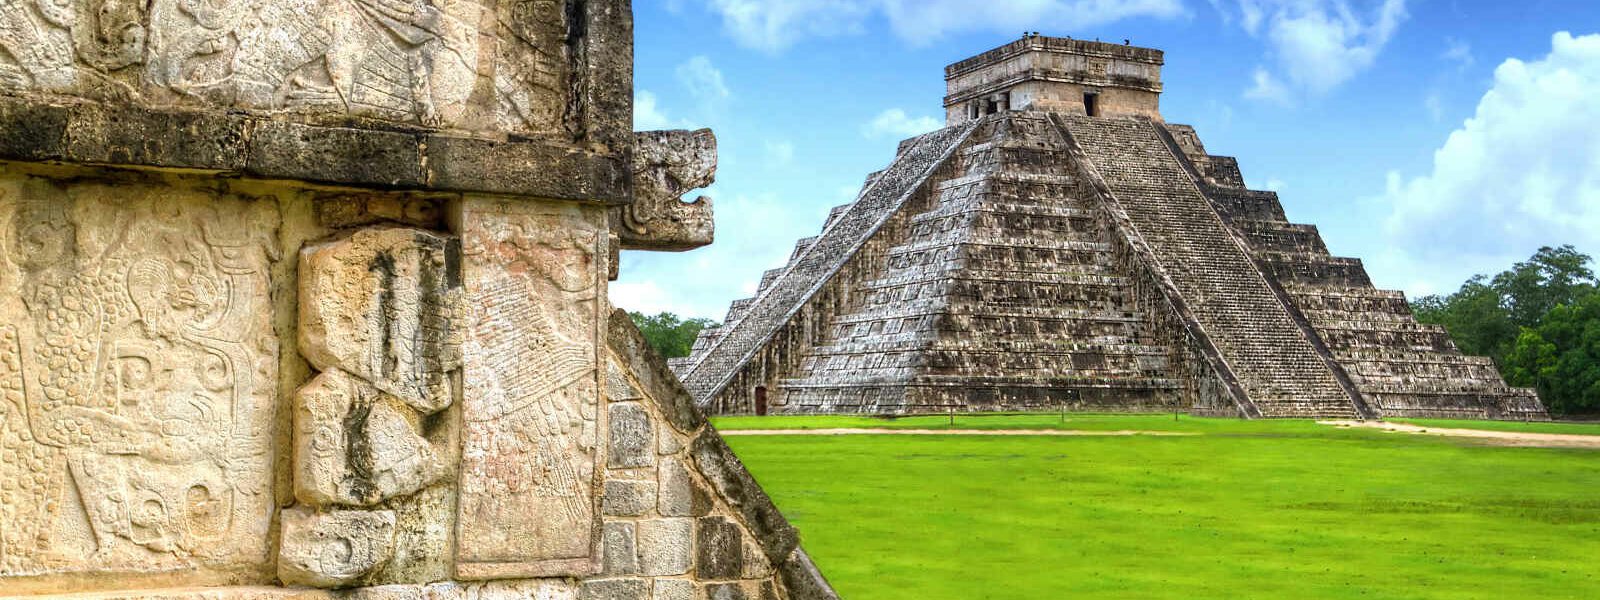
[862, 108, 943, 140]
[703, 0, 1183, 52]
[676, 56, 731, 102]
[1223, 0, 1408, 100]
[1378, 31, 1600, 293]
[634, 90, 685, 130]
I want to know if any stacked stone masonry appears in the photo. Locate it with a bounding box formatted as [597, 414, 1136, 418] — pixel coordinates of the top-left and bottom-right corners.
[679, 37, 1545, 421]
[0, 1, 838, 599]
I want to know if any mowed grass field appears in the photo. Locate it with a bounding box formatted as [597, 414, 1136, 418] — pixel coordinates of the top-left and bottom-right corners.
[715, 415, 1600, 599]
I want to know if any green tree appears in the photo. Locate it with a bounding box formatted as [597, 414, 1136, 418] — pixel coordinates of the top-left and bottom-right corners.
[1412, 245, 1597, 367]
[1412, 276, 1519, 364]
[1504, 295, 1600, 415]
[1490, 245, 1598, 327]
[629, 311, 716, 358]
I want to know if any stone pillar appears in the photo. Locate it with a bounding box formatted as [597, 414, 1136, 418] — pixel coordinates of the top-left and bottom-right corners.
[0, 0, 837, 597]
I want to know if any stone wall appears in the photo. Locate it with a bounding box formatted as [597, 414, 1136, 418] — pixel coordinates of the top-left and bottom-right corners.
[0, 1, 837, 598]
[944, 36, 1163, 125]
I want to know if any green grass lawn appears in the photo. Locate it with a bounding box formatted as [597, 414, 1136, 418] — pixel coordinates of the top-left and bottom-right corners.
[718, 415, 1600, 599]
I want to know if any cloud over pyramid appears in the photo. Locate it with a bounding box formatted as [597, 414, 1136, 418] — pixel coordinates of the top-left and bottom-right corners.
[674, 36, 1547, 420]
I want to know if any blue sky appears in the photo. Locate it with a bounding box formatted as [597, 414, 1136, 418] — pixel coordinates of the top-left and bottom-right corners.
[611, 0, 1600, 320]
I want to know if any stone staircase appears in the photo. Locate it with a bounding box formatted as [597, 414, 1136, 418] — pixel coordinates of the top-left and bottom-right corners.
[1186, 141, 1547, 420]
[1057, 115, 1361, 419]
[675, 121, 979, 408]
[778, 113, 1183, 414]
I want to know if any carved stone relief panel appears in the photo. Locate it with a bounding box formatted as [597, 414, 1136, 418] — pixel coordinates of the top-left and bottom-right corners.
[0, 175, 280, 584]
[0, 0, 581, 136]
[454, 199, 607, 579]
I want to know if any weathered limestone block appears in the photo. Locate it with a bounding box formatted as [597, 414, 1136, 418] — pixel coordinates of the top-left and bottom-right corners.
[635, 519, 693, 577]
[454, 200, 606, 579]
[612, 130, 717, 251]
[658, 457, 712, 518]
[578, 579, 649, 600]
[278, 507, 398, 588]
[602, 523, 639, 576]
[299, 227, 462, 414]
[607, 360, 646, 402]
[609, 403, 655, 468]
[695, 517, 744, 580]
[651, 580, 694, 600]
[349, 580, 579, 600]
[0, 175, 278, 588]
[603, 480, 658, 517]
[294, 369, 444, 507]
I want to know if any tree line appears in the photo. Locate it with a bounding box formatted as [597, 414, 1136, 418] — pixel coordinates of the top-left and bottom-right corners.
[629, 311, 717, 359]
[1411, 245, 1599, 416]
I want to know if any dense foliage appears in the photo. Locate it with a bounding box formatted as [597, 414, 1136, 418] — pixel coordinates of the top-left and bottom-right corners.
[629, 311, 716, 358]
[1411, 245, 1600, 415]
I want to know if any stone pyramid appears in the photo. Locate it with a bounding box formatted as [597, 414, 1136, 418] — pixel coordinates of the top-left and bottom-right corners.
[674, 36, 1547, 421]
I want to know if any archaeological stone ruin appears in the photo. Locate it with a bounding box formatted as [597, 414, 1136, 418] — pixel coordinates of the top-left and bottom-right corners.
[0, 1, 837, 599]
[675, 36, 1549, 421]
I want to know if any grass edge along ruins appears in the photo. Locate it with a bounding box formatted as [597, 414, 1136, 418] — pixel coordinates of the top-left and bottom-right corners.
[674, 35, 1548, 421]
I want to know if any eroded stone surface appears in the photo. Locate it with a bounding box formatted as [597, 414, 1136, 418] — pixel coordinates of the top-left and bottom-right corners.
[695, 517, 743, 580]
[0, 0, 593, 137]
[0, 176, 278, 585]
[278, 507, 397, 588]
[602, 480, 657, 517]
[608, 403, 654, 469]
[294, 369, 444, 507]
[454, 201, 606, 579]
[651, 580, 694, 600]
[613, 130, 717, 251]
[299, 227, 461, 414]
[635, 519, 692, 577]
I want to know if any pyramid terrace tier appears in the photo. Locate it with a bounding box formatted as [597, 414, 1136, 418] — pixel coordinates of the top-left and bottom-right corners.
[777, 376, 1186, 414]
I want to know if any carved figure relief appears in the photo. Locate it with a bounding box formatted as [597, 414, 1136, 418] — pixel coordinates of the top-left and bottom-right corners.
[0, 0, 573, 133]
[0, 180, 278, 579]
[454, 200, 605, 579]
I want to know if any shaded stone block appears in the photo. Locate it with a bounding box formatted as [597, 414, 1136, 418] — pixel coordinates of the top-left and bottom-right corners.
[580, 578, 649, 600]
[701, 583, 747, 600]
[658, 457, 712, 518]
[609, 402, 655, 468]
[695, 517, 743, 580]
[604, 480, 658, 517]
[777, 549, 841, 600]
[278, 507, 397, 588]
[603, 523, 639, 576]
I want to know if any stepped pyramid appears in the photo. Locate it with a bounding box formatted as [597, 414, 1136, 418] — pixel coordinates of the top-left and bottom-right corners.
[673, 36, 1547, 420]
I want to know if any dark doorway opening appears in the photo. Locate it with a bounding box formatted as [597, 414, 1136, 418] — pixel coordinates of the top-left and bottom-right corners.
[755, 386, 768, 416]
[1083, 92, 1100, 117]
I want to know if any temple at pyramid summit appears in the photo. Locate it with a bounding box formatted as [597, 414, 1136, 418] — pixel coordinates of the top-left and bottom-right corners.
[672, 35, 1548, 420]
